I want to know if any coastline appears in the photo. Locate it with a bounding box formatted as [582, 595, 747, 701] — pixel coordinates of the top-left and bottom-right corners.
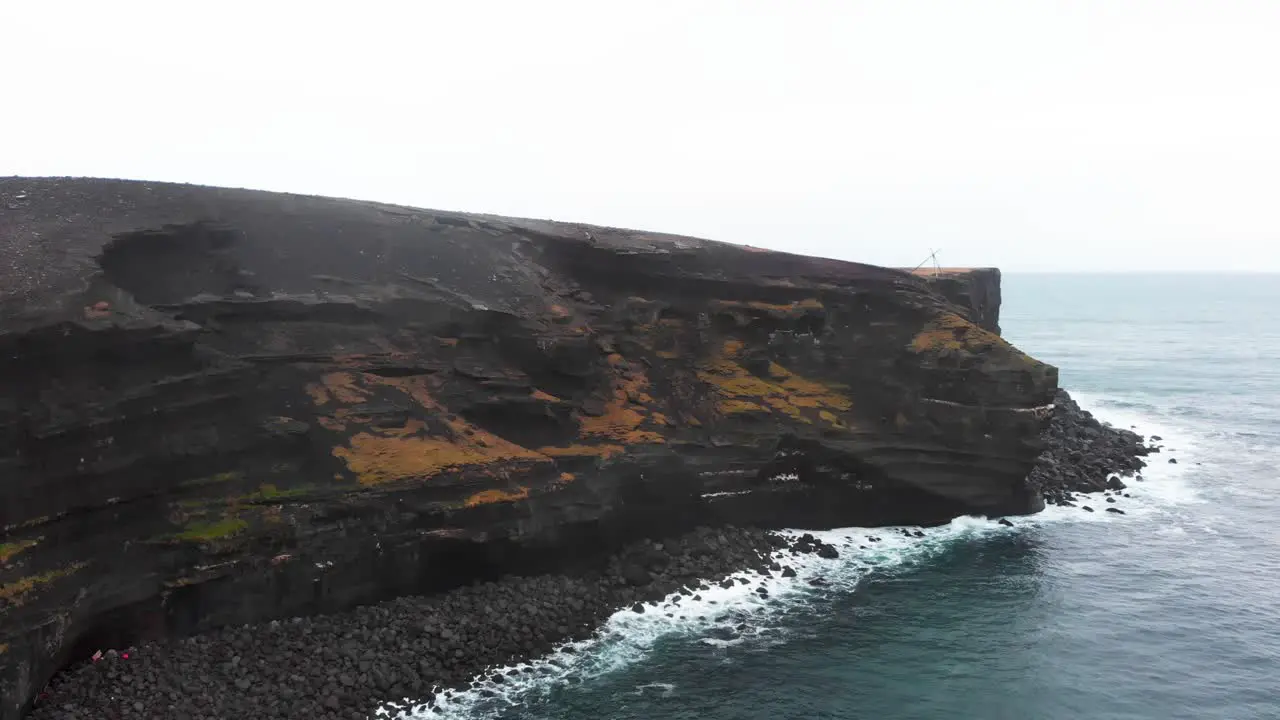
[24, 390, 1159, 720]
[1, 177, 1058, 719]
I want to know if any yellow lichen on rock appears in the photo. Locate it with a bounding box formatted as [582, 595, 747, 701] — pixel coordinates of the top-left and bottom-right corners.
[464, 487, 529, 507]
[910, 312, 1010, 357]
[577, 360, 667, 446]
[697, 340, 852, 425]
[0, 562, 89, 607]
[175, 517, 249, 542]
[536, 444, 626, 458]
[305, 383, 331, 406]
[305, 372, 369, 406]
[304, 372, 543, 484]
[720, 399, 769, 415]
[0, 538, 40, 565]
[322, 372, 370, 404]
[531, 389, 562, 403]
[309, 373, 552, 486]
[334, 422, 548, 487]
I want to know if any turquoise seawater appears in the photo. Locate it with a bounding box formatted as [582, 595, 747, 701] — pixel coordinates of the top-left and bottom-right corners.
[388, 274, 1280, 720]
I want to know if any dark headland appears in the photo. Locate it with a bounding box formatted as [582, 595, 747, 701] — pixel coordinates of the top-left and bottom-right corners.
[0, 178, 1154, 719]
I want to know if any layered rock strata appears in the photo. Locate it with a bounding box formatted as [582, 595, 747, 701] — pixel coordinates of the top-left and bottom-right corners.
[1, 178, 1056, 718]
[24, 526, 834, 719]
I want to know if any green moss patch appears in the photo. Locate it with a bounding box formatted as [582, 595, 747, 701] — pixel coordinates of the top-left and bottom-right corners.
[246, 483, 310, 502]
[180, 471, 245, 488]
[174, 517, 248, 542]
[0, 562, 89, 606]
[0, 538, 40, 565]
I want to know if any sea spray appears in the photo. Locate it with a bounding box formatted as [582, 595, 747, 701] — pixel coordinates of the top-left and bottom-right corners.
[383, 390, 1199, 720]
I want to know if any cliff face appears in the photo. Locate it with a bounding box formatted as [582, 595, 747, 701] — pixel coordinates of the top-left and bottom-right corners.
[905, 267, 1003, 334]
[0, 178, 1057, 717]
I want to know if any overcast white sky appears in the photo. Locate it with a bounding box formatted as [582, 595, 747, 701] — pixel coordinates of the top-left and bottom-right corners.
[3, 1, 1278, 271]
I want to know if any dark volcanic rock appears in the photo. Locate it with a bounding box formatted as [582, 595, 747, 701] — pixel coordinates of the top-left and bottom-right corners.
[0, 178, 1057, 718]
[1027, 389, 1158, 506]
[23, 526, 783, 720]
[905, 267, 1003, 334]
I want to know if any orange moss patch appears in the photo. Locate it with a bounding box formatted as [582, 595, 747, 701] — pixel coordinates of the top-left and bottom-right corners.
[335, 422, 548, 486]
[579, 363, 667, 445]
[656, 350, 679, 359]
[306, 372, 370, 406]
[537, 444, 626, 458]
[0, 562, 88, 607]
[697, 339, 852, 425]
[464, 487, 529, 507]
[910, 312, 1017, 358]
[720, 399, 769, 415]
[321, 375, 552, 486]
[305, 384, 330, 406]
[531, 389, 562, 403]
[324, 372, 370, 403]
[559, 472, 575, 482]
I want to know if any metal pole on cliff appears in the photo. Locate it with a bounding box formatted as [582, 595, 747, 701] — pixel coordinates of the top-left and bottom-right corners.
[910, 249, 942, 280]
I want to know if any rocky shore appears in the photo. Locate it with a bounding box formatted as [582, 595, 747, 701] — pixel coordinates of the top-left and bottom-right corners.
[23, 388, 1159, 720]
[25, 527, 839, 720]
[1028, 389, 1161, 506]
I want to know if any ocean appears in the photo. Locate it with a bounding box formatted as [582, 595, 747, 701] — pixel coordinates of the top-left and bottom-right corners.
[387, 273, 1280, 720]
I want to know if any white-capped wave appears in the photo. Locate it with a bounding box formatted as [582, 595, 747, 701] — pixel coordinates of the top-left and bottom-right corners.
[376, 388, 1199, 720]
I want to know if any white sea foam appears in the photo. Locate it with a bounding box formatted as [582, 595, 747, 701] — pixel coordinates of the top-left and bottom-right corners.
[632, 682, 675, 697]
[376, 388, 1201, 720]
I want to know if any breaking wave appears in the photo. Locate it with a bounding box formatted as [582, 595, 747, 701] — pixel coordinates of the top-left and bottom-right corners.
[376, 392, 1199, 720]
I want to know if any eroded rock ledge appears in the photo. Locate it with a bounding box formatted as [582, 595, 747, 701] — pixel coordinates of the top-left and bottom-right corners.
[0, 178, 1056, 718]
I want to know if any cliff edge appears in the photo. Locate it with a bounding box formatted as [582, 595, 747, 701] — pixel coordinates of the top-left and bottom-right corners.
[904, 267, 1003, 335]
[0, 178, 1056, 717]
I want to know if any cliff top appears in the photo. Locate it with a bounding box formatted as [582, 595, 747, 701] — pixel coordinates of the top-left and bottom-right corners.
[1, 177, 928, 328]
[903, 267, 998, 276]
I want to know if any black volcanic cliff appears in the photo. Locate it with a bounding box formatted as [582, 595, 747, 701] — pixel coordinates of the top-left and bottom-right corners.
[0, 178, 1057, 717]
[910, 267, 1003, 335]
